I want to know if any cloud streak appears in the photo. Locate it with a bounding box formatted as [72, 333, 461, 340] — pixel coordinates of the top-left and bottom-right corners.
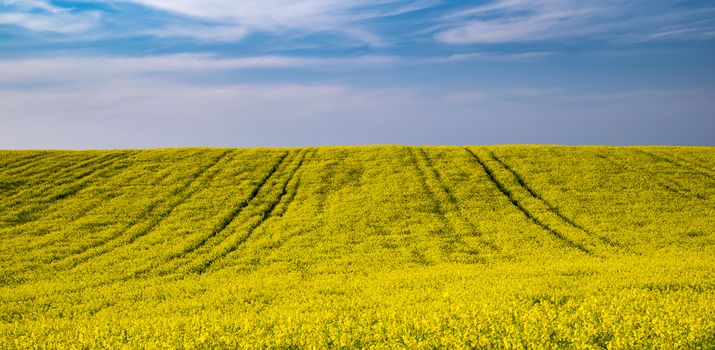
[113, 0, 436, 44]
[436, 0, 715, 44]
[1, 54, 713, 148]
[0, 54, 401, 87]
[0, 0, 100, 33]
[2, 0, 714, 47]
[441, 51, 553, 62]
[3, 80, 712, 148]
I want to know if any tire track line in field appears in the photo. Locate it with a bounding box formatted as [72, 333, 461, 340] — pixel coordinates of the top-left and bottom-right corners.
[97, 151, 294, 282]
[48, 152, 138, 202]
[417, 149, 501, 255]
[416, 148, 459, 205]
[0, 152, 39, 169]
[488, 151, 617, 247]
[215, 150, 317, 274]
[190, 149, 310, 275]
[649, 175, 709, 202]
[409, 148, 447, 216]
[0, 152, 50, 177]
[2, 152, 126, 207]
[171, 150, 316, 278]
[636, 149, 715, 182]
[661, 151, 715, 175]
[4, 151, 237, 294]
[20, 152, 118, 184]
[464, 148, 593, 255]
[599, 152, 714, 215]
[408, 148, 492, 263]
[0, 152, 56, 180]
[140, 151, 294, 277]
[64, 164, 158, 223]
[0, 153, 112, 204]
[273, 150, 313, 218]
[631, 150, 713, 203]
[0, 153, 144, 277]
[0, 153, 134, 227]
[50, 151, 234, 270]
[18, 155, 153, 252]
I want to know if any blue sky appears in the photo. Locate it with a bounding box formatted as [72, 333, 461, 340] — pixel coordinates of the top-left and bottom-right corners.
[1, 0, 714, 148]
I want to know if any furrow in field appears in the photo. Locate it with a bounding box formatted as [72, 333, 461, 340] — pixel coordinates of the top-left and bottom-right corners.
[190, 149, 310, 275]
[0, 153, 109, 204]
[632, 150, 714, 203]
[408, 148, 448, 217]
[273, 150, 312, 217]
[49, 151, 234, 271]
[0, 152, 59, 181]
[62, 167, 160, 223]
[636, 149, 715, 182]
[409, 148, 493, 263]
[1, 151, 243, 294]
[75, 151, 294, 289]
[0, 152, 220, 277]
[488, 151, 617, 247]
[0, 153, 134, 228]
[654, 176, 709, 202]
[0, 152, 32, 170]
[180, 149, 316, 278]
[202, 150, 317, 273]
[416, 148, 459, 205]
[0, 152, 127, 210]
[36, 152, 139, 216]
[0, 152, 155, 280]
[660, 150, 715, 175]
[12, 155, 158, 253]
[465, 148, 593, 255]
[422, 149, 501, 252]
[11, 152, 119, 188]
[0, 152, 50, 176]
[58, 149, 309, 295]
[139, 151, 295, 277]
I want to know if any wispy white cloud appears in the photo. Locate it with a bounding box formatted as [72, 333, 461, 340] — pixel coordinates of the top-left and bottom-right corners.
[0, 0, 100, 33]
[436, 0, 609, 44]
[0, 54, 401, 87]
[1, 54, 713, 148]
[113, 0, 436, 44]
[148, 25, 249, 42]
[0, 0, 438, 45]
[442, 51, 553, 62]
[627, 16, 715, 42]
[444, 86, 561, 103]
[436, 0, 715, 44]
[2, 77, 712, 148]
[0, 80, 432, 148]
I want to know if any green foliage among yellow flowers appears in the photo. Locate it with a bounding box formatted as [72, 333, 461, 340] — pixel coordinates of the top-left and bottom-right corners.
[0, 145, 714, 348]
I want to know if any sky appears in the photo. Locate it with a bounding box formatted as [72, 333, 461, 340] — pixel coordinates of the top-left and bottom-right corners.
[1, 0, 714, 148]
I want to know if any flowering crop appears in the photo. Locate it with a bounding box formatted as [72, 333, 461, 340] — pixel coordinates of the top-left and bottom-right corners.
[0, 146, 713, 348]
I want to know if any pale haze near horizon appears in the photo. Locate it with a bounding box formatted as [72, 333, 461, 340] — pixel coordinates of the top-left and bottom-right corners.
[1, 0, 714, 149]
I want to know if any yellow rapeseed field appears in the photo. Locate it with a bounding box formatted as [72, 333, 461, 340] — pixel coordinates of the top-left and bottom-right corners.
[0, 146, 713, 348]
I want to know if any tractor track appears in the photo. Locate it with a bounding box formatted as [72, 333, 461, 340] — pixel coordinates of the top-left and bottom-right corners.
[636, 149, 715, 182]
[487, 151, 617, 247]
[141, 151, 294, 277]
[0, 152, 122, 208]
[50, 151, 234, 270]
[11, 153, 172, 254]
[465, 148, 592, 255]
[190, 149, 310, 275]
[0, 152, 137, 230]
[631, 150, 714, 204]
[409, 148, 496, 262]
[0, 152, 51, 177]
